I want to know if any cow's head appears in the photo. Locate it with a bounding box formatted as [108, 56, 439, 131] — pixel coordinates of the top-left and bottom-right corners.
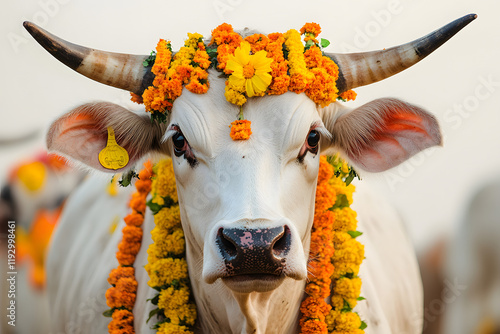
[25, 16, 474, 298]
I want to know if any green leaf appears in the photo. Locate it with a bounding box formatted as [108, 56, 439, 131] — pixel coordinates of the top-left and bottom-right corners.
[320, 38, 330, 48]
[146, 198, 163, 215]
[357, 296, 366, 301]
[345, 168, 360, 186]
[102, 309, 114, 317]
[329, 194, 349, 210]
[162, 196, 175, 208]
[360, 321, 368, 330]
[171, 279, 180, 289]
[149, 293, 160, 306]
[348, 231, 363, 239]
[151, 111, 168, 124]
[340, 272, 355, 279]
[119, 169, 139, 187]
[143, 50, 156, 67]
[146, 308, 161, 323]
[340, 299, 352, 313]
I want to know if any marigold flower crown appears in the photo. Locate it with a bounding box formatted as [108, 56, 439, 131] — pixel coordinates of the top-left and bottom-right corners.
[131, 23, 356, 141]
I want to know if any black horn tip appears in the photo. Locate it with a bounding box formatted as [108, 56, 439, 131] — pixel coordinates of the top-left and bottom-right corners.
[414, 13, 478, 59]
[23, 21, 88, 71]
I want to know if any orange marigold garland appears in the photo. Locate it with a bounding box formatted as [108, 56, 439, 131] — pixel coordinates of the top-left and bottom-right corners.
[300, 156, 366, 334]
[105, 161, 153, 334]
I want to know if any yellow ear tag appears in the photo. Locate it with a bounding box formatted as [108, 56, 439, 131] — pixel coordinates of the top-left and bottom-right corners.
[98, 127, 129, 170]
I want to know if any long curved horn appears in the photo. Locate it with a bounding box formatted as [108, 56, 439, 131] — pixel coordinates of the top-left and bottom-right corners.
[328, 14, 477, 93]
[23, 22, 154, 95]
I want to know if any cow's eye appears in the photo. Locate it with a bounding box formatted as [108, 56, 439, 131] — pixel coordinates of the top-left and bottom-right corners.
[172, 132, 187, 157]
[298, 129, 321, 162]
[170, 126, 197, 167]
[307, 130, 320, 153]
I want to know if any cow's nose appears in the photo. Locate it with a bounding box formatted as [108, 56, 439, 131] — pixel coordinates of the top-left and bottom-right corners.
[216, 225, 291, 276]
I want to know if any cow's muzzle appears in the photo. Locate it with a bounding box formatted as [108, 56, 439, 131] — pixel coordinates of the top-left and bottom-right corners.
[215, 225, 292, 293]
[216, 225, 291, 276]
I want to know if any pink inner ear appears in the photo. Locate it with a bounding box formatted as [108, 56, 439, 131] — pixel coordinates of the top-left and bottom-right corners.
[46, 102, 161, 173]
[337, 99, 442, 173]
[48, 112, 110, 171]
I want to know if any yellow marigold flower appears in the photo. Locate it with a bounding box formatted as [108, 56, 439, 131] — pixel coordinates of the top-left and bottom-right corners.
[224, 85, 247, 106]
[155, 206, 181, 230]
[229, 120, 252, 141]
[146, 258, 188, 288]
[333, 231, 351, 245]
[158, 286, 189, 310]
[159, 287, 197, 326]
[332, 207, 358, 232]
[185, 33, 203, 48]
[17, 161, 46, 192]
[333, 311, 362, 332]
[334, 277, 362, 300]
[151, 226, 185, 257]
[157, 322, 193, 334]
[153, 160, 178, 203]
[225, 41, 273, 98]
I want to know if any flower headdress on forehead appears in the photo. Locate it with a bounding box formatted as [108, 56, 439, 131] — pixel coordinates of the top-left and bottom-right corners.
[133, 23, 357, 141]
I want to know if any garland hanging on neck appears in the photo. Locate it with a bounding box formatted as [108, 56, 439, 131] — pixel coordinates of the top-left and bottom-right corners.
[103, 156, 366, 334]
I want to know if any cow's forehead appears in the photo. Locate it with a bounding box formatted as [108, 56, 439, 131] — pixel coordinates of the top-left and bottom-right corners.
[170, 70, 321, 157]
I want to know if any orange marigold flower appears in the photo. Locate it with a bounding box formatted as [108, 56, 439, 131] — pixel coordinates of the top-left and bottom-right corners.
[124, 213, 144, 227]
[339, 89, 357, 101]
[116, 251, 136, 266]
[110, 309, 134, 328]
[116, 277, 138, 295]
[300, 296, 331, 320]
[129, 192, 147, 213]
[138, 160, 153, 180]
[134, 179, 151, 194]
[108, 267, 135, 285]
[300, 22, 322, 37]
[317, 156, 334, 184]
[230, 120, 252, 141]
[122, 225, 143, 244]
[130, 92, 143, 104]
[118, 240, 141, 256]
[300, 318, 328, 334]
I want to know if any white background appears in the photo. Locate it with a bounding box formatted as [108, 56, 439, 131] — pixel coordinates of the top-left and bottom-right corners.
[0, 0, 498, 253]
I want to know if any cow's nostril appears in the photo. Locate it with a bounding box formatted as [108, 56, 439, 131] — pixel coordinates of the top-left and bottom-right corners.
[272, 225, 291, 257]
[217, 228, 238, 259]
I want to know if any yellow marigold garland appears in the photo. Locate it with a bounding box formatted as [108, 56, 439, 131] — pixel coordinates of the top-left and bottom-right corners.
[105, 161, 153, 334]
[145, 159, 197, 333]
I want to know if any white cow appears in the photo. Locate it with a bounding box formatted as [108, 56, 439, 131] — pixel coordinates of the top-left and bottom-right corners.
[24, 14, 475, 334]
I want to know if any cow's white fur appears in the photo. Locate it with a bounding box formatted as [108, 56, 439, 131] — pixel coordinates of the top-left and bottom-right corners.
[46, 71, 438, 333]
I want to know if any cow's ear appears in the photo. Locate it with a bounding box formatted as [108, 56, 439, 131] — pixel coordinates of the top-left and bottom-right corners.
[321, 98, 442, 172]
[47, 102, 168, 172]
